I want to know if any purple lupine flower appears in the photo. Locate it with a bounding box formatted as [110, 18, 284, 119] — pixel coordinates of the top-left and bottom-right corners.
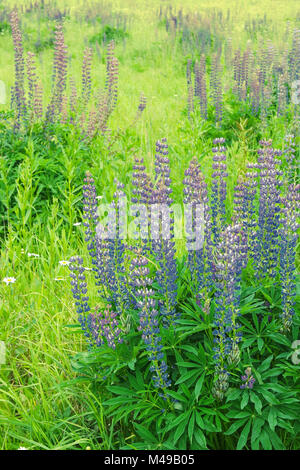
[240, 367, 256, 389]
[69, 76, 78, 116]
[282, 134, 296, 185]
[235, 173, 258, 261]
[210, 138, 227, 244]
[277, 73, 288, 117]
[45, 23, 68, 124]
[194, 55, 207, 120]
[212, 224, 247, 376]
[183, 157, 213, 301]
[88, 304, 124, 349]
[81, 47, 93, 108]
[279, 184, 299, 333]
[233, 48, 242, 100]
[225, 37, 232, 69]
[68, 256, 91, 342]
[210, 53, 222, 123]
[137, 92, 147, 113]
[131, 249, 171, 394]
[105, 40, 118, 114]
[94, 181, 131, 331]
[9, 8, 27, 129]
[249, 140, 283, 279]
[249, 72, 260, 115]
[288, 29, 300, 83]
[150, 138, 179, 327]
[132, 157, 153, 205]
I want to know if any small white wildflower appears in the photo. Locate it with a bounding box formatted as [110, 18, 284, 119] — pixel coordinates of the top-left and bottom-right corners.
[59, 260, 70, 266]
[54, 277, 65, 281]
[28, 253, 40, 258]
[73, 222, 81, 226]
[2, 277, 16, 285]
[18, 447, 28, 450]
[96, 195, 103, 200]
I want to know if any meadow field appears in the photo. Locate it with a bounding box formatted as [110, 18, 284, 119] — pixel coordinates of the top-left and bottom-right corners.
[0, 0, 299, 451]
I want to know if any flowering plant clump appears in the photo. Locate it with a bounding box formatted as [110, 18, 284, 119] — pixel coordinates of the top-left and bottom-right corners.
[68, 135, 299, 451]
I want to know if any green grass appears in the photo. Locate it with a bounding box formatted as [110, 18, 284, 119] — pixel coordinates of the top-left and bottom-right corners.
[0, 0, 299, 449]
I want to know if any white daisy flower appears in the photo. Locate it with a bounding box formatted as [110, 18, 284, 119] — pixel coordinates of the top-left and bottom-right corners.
[3, 277, 16, 285]
[73, 222, 81, 226]
[59, 260, 70, 266]
[18, 447, 28, 450]
[28, 253, 40, 258]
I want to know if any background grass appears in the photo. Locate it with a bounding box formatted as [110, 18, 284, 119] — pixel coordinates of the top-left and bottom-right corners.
[0, 0, 299, 449]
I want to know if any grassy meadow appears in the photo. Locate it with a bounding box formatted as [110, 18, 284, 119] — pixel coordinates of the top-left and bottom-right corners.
[0, 0, 299, 451]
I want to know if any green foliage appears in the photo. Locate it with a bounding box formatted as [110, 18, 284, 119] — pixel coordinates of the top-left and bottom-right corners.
[0, 0, 299, 451]
[90, 25, 128, 46]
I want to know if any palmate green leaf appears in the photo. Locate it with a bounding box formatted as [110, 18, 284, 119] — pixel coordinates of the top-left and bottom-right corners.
[173, 414, 189, 445]
[166, 390, 188, 403]
[176, 361, 202, 368]
[267, 429, 285, 450]
[258, 355, 273, 373]
[175, 368, 199, 385]
[165, 411, 189, 433]
[195, 373, 206, 400]
[226, 410, 251, 419]
[262, 368, 282, 378]
[224, 418, 248, 436]
[268, 332, 291, 347]
[257, 337, 264, 351]
[195, 412, 204, 430]
[188, 411, 195, 443]
[106, 386, 135, 396]
[260, 390, 279, 405]
[249, 391, 262, 414]
[267, 407, 277, 431]
[241, 390, 249, 409]
[134, 423, 157, 443]
[180, 345, 199, 356]
[193, 428, 207, 448]
[259, 429, 272, 450]
[236, 420, 251, 450]
[226, 388, 242, 401]
[242, 337, 256, 348]
[251, 417, 264, 444]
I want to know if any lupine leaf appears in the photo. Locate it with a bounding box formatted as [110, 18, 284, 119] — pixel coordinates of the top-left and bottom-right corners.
[224, 418, 248, 436]
[195, 373, 206, 400]
[236, 420, 251, 450]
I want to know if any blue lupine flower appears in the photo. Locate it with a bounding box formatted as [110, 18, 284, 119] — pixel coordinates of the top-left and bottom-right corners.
[131, 250, 172, 393]
[249, 140, 283, 279]
[279, 184, 299, 332]
[212, 223, 247, 399]
[150, 138, 179, 327]
[211, 138, 227, 244]
[183, 157, 214, 304]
